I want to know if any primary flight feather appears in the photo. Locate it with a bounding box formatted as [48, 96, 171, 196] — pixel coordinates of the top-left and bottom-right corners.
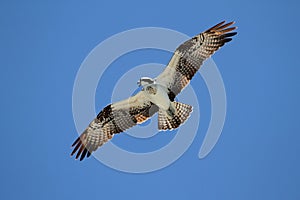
[71, 21, 237, 161]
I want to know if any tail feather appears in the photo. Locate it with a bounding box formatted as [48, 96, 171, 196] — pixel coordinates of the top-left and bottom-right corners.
[158, 102, 192, 130]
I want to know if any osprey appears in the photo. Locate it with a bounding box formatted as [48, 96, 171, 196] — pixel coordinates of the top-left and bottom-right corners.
[71, 21, 237, 161]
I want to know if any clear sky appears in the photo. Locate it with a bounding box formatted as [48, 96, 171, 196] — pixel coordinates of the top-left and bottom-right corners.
[1, 1, 299, 200]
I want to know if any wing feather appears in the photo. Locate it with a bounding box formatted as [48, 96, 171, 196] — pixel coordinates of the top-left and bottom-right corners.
[71, 21, 237, 161]
[156, 21, 237, 100]
[71, 91, 158, 161]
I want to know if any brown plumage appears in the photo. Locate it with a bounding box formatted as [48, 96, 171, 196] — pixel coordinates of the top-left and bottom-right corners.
[71, 21, 237, 161]
[71, 92, 158, 161]
[156, 21, 237, 100]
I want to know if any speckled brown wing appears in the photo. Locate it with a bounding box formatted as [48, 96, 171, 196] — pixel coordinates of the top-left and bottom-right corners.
[71, 91, 158, 161]
[156, 21, 237, 101]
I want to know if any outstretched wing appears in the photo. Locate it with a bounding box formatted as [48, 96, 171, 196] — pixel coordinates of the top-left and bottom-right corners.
[71, 91, 158, 161]
[156, 21, 237, 101]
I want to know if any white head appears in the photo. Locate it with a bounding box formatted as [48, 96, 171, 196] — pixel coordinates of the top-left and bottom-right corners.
[137, 77, 155, 87]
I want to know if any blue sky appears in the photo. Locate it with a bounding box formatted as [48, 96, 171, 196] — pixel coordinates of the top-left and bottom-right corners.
[1, 1, 300, 199]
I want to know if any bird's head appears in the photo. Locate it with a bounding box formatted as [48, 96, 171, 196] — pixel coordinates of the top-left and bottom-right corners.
[137, 77, 155, 87]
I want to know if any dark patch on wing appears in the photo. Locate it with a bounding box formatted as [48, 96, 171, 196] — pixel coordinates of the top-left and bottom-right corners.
[129, 103, 159, 123]
[97, 105, 113, 124]
[168, 89, 176, 101]
[71, 102, 159, 161]
[177, 57, 198, 80]
[161, 21, 237, 100]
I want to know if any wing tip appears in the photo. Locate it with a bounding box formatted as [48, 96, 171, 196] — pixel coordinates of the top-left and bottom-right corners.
[71, 137, 80, 147]
[206, 20, 238, 33]
[70, 133, 91, 161]
[208, 20, 238, 45]
[205, 20, 226, 31]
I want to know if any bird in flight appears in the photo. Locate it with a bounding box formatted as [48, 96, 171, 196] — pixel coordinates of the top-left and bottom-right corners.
[71, 21, 237, 161]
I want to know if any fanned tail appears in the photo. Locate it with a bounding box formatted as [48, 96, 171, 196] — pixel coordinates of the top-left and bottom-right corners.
[158, 102, 192, 130]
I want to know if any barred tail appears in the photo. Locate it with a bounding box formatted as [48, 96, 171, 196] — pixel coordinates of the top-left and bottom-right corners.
[158, 101, 192, 130]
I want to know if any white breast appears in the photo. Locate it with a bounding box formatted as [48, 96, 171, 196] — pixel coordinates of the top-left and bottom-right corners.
[145, 84, 170, 110]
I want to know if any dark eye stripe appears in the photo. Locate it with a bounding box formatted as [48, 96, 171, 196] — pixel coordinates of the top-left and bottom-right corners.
[142, 79, 154, 84]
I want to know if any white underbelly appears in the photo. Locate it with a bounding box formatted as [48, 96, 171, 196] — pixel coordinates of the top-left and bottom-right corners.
[148, 84, 170, 110]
